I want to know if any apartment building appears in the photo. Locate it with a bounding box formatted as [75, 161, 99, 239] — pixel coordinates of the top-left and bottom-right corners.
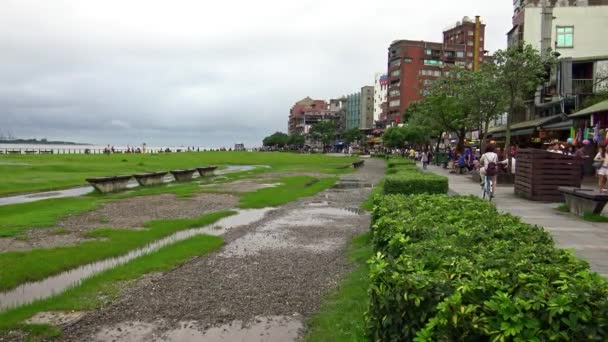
[288, 97, 329, 135]
[360, 86, 374, 129]
[374, 73, 388, 124]
[386, 16, 486, 124]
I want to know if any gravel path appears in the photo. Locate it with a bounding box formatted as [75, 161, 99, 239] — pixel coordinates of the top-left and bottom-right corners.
[58, 158, 384, 341]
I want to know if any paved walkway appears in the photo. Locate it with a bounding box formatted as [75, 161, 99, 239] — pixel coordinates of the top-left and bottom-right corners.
[424, 164, 608, 277]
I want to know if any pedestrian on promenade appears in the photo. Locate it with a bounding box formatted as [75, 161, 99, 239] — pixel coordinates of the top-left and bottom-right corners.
[593, 146, 608, 192]
[421, 150, 429, 170]
[480, 144, 499, 194]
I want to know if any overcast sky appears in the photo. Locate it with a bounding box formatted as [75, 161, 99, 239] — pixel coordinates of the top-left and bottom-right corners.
[0, 0, 512, 148]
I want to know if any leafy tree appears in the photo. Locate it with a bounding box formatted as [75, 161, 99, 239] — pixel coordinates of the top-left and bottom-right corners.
[464, 64, 507, 153]
[309, 120, 336, 152]
[288, 134, 305, 148]
[262, 132, 289, 147]
[410, 68, 477, 153]
[382, 126, 406, 150]
[343, 128, 364, 145]
[494, 43, 556, 165]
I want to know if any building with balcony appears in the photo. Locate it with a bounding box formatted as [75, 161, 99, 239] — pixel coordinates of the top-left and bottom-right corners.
[506, 0, 608, 118]
[385, 16, 486, 124]
[288, 97, 329, 135]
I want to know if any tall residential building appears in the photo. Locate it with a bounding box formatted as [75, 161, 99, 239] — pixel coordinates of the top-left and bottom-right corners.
[345, 93, 361, 130]
[360, 86, 374, 129]
[288, 97, 329, 135]
[374, 73, 388, 124]
[508, 0, 608, 100]
[329, 97, 348, 134]
[386, 16, 486, 124]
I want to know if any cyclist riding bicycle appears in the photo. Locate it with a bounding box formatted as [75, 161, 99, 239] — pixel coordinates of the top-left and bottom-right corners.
[479, 144, 499, 196]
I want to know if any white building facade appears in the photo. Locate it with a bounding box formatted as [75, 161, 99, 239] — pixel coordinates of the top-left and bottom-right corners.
[373, 73, 388, 123]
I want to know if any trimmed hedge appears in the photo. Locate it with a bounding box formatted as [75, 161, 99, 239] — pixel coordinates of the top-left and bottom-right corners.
[383, 172, 448, 195]
[367, 195, 608, 341]
[387, 159, 416, 168]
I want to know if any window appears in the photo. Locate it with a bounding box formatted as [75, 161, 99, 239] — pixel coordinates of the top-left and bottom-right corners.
[403, 57, 413, 63]
[467, 52, 473, 57]
[456, 61, 466, 67]
[467, 41, 474, 46]
[556, 26, 574, 48]
[433, 70, 441, 77]
[389, 89, 400, 97]
[390, 59, 401, 67]
[389, 99, 400, 107]
[424, 49, 432, 55]
[468, 31, 474, 36]
[391, 69, 400, 77]
[423, 79, 433, 85]
[456, 51, 464, 58]
[423, 59, 443, 66]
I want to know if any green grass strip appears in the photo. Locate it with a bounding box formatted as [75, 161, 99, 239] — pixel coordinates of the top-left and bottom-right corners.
[306, 233, 372, 342]
[0, 211, 235, 291]
[0, 233, 224, 338]
[239, 176, 338, 208]
[0, 152, 356, 196]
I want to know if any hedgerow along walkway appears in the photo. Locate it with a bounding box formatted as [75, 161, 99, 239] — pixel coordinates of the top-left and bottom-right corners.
[425, 164, 608, 277]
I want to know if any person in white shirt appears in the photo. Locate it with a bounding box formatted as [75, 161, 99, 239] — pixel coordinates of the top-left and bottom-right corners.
[594, 146, 608, 192]
[479, 144, 499, 194]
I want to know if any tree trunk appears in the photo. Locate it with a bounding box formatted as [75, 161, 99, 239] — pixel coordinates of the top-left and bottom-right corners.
[456, 127, 466, 154]
[481, 119, 490, 154]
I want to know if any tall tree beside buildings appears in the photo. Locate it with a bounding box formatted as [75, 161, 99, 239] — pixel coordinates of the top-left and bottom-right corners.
[494, 43, 555, 166]
[343, 128, 364, 146]
[409, 68, 477, 153]
[310, 120, 336, 152]
[288, 134, 305, 148]
[465, 63, 507, 153]
[262, 132, 290, 147]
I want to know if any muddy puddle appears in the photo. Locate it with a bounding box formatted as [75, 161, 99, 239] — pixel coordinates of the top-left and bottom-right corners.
[0, 165, 268, 206]
[221, 207, 360, 257]
[92, 316, 302, 342]
[331, 180, 374, 189]
[0, 208, 273, 312]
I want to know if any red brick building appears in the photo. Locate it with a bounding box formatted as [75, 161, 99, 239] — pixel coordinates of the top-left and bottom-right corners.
[384, 16, 486, 124]
[288, 97, 330, 135]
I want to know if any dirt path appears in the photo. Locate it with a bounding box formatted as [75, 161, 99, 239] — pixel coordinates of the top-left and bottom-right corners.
[58, 158, 384, 341]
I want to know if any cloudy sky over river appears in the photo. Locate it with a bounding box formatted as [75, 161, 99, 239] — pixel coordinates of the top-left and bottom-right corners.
[1, 0, 511, 147]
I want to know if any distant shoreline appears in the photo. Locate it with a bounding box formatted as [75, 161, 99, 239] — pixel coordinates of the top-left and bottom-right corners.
[0, 140, 88, 146]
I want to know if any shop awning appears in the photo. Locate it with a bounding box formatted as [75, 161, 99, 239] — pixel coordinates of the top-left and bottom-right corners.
[491, 128, 535, 138]
[569, 99, 608, 118]
[488, 115, 563, 135]
[542, 119, 573, 131]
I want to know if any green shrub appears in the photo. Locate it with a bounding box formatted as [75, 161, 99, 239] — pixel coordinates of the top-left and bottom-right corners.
[367, 195, 608, 341]
[387, 159, 415, 168]
[385, 164, 418, 175]
[383, 173, 448, 195]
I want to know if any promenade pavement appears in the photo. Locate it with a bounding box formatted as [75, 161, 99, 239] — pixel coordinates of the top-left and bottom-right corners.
[424, 164, 608, 277]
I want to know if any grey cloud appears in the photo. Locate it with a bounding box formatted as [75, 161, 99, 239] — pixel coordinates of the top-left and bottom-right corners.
[0, 0, 512, 148]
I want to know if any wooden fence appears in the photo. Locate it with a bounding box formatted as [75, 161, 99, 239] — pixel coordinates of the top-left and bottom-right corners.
[514, 149, 582, 202]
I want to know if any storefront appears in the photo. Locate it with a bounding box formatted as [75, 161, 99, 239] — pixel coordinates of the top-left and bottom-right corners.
[569, 100, 608, 144]
[488, 115, 564, 148]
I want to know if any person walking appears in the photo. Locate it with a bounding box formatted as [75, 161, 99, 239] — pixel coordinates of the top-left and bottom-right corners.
[593, 146, 608, 192]
[421, 150, 429, 170]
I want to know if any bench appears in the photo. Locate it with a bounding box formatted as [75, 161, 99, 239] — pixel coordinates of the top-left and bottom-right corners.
[352, 160, 365, 168]
[196, 166, 218, 177]
[86, 175, 132, 193]
[133, 171, 168, 186]
[170, 169, 197, 182]
[558, 187, 608, 216]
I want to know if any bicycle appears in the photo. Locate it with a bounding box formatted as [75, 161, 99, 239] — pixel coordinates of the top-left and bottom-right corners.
[481, 175, 494, 202]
